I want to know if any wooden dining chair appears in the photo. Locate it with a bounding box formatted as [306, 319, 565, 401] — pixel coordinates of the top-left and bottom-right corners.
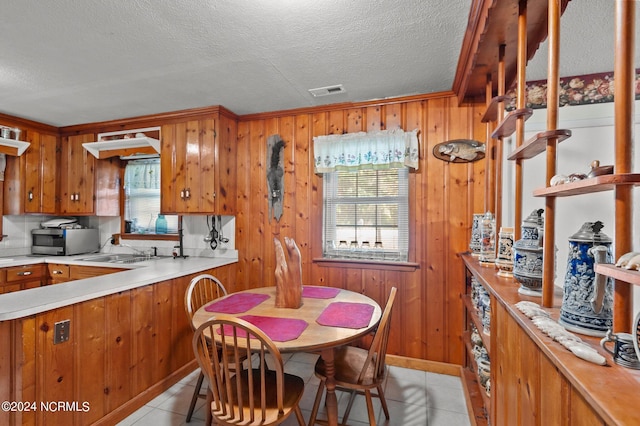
[184, 274, 228, 423]
[193, 316, 306, 426]
[309, 287, 397, 426]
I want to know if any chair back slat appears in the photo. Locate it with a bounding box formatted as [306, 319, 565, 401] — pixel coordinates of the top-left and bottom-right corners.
[192, 315, 288, 425]
[185, 274, 227, 326]
[357, 287, 397, 384]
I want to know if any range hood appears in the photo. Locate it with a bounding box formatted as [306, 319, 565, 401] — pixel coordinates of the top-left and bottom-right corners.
[83, 127, 161, 159]
[0, 136, 30, 156]
[82, 136, 160, 159]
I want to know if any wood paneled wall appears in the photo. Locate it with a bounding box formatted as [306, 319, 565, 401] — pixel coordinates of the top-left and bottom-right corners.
[234, 94, 486, 364]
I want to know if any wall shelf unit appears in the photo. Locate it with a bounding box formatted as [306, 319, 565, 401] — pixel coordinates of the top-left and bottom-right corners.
[532, 173, 640, 197]
[490, 108, 533, 139]
[481, 95, 513, 123]
[507, 129, 572, 160]
[595, 264, 640, 286]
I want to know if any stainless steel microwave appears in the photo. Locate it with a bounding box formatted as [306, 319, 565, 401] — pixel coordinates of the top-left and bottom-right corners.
[31, 228, 99, 256]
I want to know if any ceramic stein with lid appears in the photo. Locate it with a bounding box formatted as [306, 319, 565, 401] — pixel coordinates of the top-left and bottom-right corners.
[559, 221, 613, 336]
[513, 209, 545, 296]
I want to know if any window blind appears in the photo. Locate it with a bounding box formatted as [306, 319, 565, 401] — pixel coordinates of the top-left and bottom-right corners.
[323, 168, 409, 261]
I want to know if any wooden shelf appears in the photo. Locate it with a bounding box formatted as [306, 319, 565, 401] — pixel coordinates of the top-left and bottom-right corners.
[490, 108, 533, 139]
[595, 264, 640, 286]
[462, 364, 490, 426]
[533, 173, 640, 197]
[507, 129, 572, 160]
[0, 136, 30, 156]
[481, 95, 513, 123]
[464, 295, 491, 353]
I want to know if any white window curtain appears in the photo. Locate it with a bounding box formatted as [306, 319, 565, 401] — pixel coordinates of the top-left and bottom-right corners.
[124, 160, 160, 190]
[313, 129, 419, 173]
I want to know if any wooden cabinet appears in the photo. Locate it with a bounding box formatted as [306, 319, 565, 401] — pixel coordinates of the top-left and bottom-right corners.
[59, 133, 96, 214]
[68, 264, 124, 281]
[3, 130, 59, 215]
[0, 264, 45, 294]
[160, 109, 237, 214]
[462, 254, 639, 425]
[46, 263, 123, 284]
[463, 266, 491, 425]
[59, 133, 120, 216]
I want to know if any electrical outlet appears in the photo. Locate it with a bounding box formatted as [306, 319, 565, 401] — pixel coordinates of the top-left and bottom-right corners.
[54, 320, 70, 344]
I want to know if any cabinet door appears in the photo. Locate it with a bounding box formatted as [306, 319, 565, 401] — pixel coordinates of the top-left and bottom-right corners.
[69, 265, 123, 280]
[161, 118, 217, 214]
[60, 134, 96, 214]
[25, 132, 58, 214]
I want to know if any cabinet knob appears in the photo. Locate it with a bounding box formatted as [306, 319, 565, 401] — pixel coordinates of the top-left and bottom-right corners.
[185, 188, 191, 199]
[28, 191, 34, 201]
[180, 189, 185, 199]
[18, 271, 32, 276]
[53, 270, 63, 275]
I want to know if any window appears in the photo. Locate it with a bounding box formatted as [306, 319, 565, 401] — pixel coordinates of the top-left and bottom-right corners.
[323, 168, 409, 261]
[124, 159, 178, 234]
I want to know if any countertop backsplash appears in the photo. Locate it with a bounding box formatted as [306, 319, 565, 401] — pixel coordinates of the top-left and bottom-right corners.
[0, 214, 237, 259]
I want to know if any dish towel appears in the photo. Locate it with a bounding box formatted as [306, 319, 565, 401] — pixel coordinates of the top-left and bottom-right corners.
[302, 286, 341, 299]
[204, 293, 270, 314]
[316, 302, 375, 329]
[218, 315, 308, 342]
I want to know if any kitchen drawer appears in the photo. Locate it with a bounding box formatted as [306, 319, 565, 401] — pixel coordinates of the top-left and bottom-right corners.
[48, 263, 71, 282]
[6, 264, 44, 282]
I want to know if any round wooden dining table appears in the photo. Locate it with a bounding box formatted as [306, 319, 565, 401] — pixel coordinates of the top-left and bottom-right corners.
[191, 285, 382, 426]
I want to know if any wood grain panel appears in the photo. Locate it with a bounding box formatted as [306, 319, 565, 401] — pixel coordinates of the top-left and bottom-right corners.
[36, 305, 75, 425]
[105, 292, 132, 411]
[132, 286, 155, 394]
[75, 298, 106, 425]
[235, 121, 251, 291]
[153, 280, 174, 382]
[160, 123, 177, 213]
[294, 114, 312, 285]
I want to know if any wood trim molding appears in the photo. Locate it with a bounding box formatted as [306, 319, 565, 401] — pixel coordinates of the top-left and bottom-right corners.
[453, 0, 573, 104]
[59, 105, 239, 136]
[313, 258, 420, 272]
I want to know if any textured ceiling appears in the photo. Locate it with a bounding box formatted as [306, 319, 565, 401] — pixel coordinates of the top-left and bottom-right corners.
[0, 0, 636, 127]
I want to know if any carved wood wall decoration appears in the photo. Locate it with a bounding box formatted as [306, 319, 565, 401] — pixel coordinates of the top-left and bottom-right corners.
[267, 134, 285, 222]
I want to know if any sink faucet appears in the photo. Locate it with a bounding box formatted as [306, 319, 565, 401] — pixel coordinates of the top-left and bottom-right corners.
[173, 226, 188, 259]
[150, 246, 158, 257]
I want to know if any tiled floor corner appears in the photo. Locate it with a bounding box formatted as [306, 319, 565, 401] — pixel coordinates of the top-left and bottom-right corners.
[117, 353, 471, 426]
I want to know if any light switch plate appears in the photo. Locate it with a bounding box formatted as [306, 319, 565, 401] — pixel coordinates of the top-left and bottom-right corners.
[54, 320, 70, 344]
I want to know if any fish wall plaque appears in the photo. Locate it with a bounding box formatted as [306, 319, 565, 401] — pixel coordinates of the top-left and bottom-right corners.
[433, 139, 485, 163]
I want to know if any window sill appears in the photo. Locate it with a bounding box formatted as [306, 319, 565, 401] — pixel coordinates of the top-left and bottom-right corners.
[313, 258, 419, 272]
[120, 233, 179, 241]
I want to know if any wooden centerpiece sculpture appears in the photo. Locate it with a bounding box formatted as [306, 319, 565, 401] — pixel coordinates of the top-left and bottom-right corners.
[274, 237, 303, 308]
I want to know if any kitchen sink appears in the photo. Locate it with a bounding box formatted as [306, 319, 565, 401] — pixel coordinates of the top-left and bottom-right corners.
[77, 253, 153, 264]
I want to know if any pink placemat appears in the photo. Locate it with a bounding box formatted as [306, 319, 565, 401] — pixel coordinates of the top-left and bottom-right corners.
[204, 293, 269, 314]
[302, 286, 341, 299]
[316, 302, 375, 329]
[218, 315, 308, 342]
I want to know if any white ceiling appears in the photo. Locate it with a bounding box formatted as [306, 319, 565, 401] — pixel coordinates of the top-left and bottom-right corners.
[0, 0, 636, 127]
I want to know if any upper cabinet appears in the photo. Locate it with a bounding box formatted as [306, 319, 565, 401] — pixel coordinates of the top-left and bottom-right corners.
[4, 129, 59, 215]
[59, 134, 96, 214]
[59, 133, 120, 216]
[160, 109, 237, 215]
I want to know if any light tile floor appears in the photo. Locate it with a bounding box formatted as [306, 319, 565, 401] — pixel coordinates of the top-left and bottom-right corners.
[117, 352, 471, 426]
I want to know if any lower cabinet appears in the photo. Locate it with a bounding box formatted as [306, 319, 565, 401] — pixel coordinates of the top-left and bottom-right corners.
[0, 264, 45, 294]
[0, 264, 234, 426]
[462, 253, 637, 425]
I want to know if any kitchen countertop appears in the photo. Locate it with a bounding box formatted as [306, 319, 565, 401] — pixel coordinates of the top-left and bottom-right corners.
[0, 254, 238, 321]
